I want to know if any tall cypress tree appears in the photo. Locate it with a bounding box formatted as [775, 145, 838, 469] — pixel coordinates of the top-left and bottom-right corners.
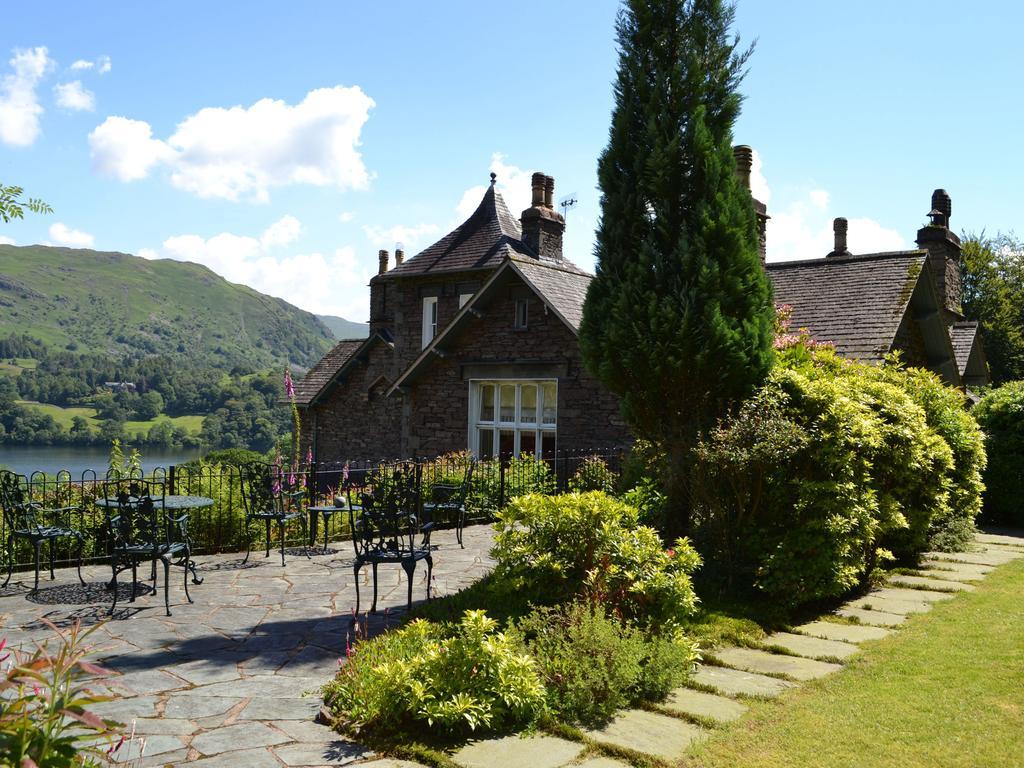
[579, 0, 775, 537]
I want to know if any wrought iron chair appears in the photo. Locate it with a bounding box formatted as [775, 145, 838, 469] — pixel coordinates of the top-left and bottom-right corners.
[104, 478, 195, 616]
[348, 463, 433, 614]
[0, 470, 86, 592]
[422, 460, 475, 548]
[240, 462, 310, 566]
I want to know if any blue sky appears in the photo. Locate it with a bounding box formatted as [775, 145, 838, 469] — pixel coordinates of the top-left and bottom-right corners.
[1, 1, 1021, 321]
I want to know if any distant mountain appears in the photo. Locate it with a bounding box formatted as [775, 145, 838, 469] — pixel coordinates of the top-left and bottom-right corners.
[316, 314, 369, 339]
[0, 244, 336, 368]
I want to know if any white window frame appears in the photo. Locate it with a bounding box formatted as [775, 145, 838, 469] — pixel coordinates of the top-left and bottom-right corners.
[421, 296, 438, 349]
[468, 379, 557, 459]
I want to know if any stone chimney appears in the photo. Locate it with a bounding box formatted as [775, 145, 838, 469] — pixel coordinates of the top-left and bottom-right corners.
[520, 171, 565, 261]
[377, 249, 389, 275]
[916, 189, 962, 318]
[395, 247, 404, 266]
[827, 217, 850, 258]
[733, 145, 768, 263]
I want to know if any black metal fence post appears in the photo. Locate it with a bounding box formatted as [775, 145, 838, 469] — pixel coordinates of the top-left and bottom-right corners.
[168, 464, 176, 495]
[499, 458, 506, 509]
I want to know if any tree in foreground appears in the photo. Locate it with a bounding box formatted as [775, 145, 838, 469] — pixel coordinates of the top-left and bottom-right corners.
[961, 232, 1024, 382]
[579, 0, 775, 537]
[0, 183, 52, 224]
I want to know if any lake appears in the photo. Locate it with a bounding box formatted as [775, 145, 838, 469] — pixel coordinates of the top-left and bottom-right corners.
[0, 445, 204, 477]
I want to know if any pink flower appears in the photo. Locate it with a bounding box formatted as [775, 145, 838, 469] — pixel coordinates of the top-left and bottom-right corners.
[284, 369, 295, 401]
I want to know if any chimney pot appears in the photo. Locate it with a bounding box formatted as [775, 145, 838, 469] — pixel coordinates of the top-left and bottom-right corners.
[531, 172, 545, 207]
[733, 145, 753, 190]
[395, 247, 404, 266]
[378, 249, 389, 275]
[832, 217, 848, 256]
[931, 189, 951, 228]
[543, 175, 555, 209]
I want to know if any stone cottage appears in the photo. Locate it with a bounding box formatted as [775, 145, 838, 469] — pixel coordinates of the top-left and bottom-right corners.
[295, 151, 988, 463]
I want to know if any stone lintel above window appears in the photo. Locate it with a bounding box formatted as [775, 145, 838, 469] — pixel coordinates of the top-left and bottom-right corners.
[460, 360, 568, 381]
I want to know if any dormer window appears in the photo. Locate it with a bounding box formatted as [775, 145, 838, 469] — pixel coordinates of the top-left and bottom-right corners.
[514, 299, 528, 330]
[422, 296, 438, 348]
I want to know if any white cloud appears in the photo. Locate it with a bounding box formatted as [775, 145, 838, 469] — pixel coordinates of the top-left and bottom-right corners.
[54, 80, 94, 111]
[48, 222, 95, 248]
[456, 153, 533, 220]
[338, 211, 354, 223]
[0, 47, 53, 147]
[89, 116, 175, 181]
[89, 85, 375, 202]
[137, 247, 159, 260]
[260, 214, 302, 250]
[0, 235, 15, 246]
[70, 55, 110, 74]
[70, 59, 93, 71]
[146, 217, 371, 317]
[97, 55, 111, 74]
[750, 149, 770, 204]
[362, 222, 440, 250]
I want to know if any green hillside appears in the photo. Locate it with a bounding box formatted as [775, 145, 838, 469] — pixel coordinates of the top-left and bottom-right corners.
[316, 313, 369, 339]
[0, 244, 339, 367]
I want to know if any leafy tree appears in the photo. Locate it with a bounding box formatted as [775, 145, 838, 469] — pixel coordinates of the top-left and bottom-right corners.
[579, 0, 775, 536]
[135, 390, 165, 420]
[0, 184, 52, 223]
[961, 232, 1024, 383]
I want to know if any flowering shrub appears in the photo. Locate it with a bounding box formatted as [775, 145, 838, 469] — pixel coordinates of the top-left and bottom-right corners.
[492, 492, 701, 629]
[0, 621, 129, 768]
[323, 610, 546, 737]
[511, 601, 698, 725]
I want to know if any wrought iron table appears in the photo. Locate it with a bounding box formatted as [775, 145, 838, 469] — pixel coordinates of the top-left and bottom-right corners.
[308, 504, 348, 553]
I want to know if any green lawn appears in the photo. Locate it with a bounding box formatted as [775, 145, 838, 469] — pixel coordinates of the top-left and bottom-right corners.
[0, 358, 38, 377]
[16, 400, 205, 436]
[685, 557, 1024, 768]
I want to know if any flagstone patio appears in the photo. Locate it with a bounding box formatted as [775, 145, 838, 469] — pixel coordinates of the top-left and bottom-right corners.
[0, 525, 495, 767]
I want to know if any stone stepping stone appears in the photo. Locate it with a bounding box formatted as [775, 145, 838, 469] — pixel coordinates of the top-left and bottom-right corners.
[661, 687, 748, 723]
[914, 568, 984, 583]
[793, 620, 891, 644]
[762, 631, 860, 660]
[272, 739, 375, 766]
[974, 533, 1024, 549]
[191, 722, 289, 756]
[924, 550, 1017, 566]
[187, 747, 283, 768]
[889, 574, 975, 592]
[358, 762, 429, 768]
[691, 665, 797, 698]
[583, 708, 705, 761]
[845, 596, 932, 615]
[921, 559, 992, 578]
[871, 587, 953, 603]
[452, 734, 583, 768]
[834, 606, 907, 627]
[575, 758, 633, 768]
[714, 646, 842, 681]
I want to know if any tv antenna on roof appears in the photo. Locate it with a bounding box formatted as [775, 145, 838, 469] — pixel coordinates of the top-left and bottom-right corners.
[559, 193, 578, 220]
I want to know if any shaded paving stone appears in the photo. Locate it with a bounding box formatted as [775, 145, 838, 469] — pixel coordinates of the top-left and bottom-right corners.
[661, 687, 748, 723]
[845, 596, 932, 615]
[178, 674, 319, 698]
[871, 587, 954, 603]
[714, 647, 842, 681]
[240, 696, 321, 721]
[453, 734, 583, 768]
[169, 658, 243, 686]
[111, 669, 190, 696]
[191, 721, 289, 755]
[271, 718, 339, 742]
[916, 566, 987, 582]
[924, 550, 1017, 567]
[272, 738, 375, 766]
[793, 620, 891, 643]
[834, 607, 908, 627]
[164, 695, 244, 719]
[276, 644, 341, 678]
[690, 665, 796, 698]
[888, 574, 975, 592]
[137, 748, 190, 767]
[186, 747, 281, 767]
[130, 717, 195, 735]
[974, 533, 1024, 549]
[761, 631, 859, 661]
[584, 708, 705, 760]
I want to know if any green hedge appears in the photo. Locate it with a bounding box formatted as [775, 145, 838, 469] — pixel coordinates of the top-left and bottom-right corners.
[691, 344, 985, 606]
[974, 381, 1024, 527]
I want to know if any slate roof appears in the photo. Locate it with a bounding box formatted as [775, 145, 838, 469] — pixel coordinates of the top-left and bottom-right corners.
[766, 251, 928, 361]
[512, 257, 592, 332]
[950, 321, 980, 375]
[386, 184, 534, 277]
[292, 338, 363, 406]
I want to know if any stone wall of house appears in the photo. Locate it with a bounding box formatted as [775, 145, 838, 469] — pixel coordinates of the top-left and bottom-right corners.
[303, 341, 403, 462]
[404, 277, 630, 457]
[891, 313, 929, 369]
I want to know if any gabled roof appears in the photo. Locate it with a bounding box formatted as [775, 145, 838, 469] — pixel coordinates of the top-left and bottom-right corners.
[950, 321, 979, 376]
[385, 184, 533, 277]
[388, 257, 594, 394]
[292, 332, 392, 406]
[767, 251, 929, 361]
